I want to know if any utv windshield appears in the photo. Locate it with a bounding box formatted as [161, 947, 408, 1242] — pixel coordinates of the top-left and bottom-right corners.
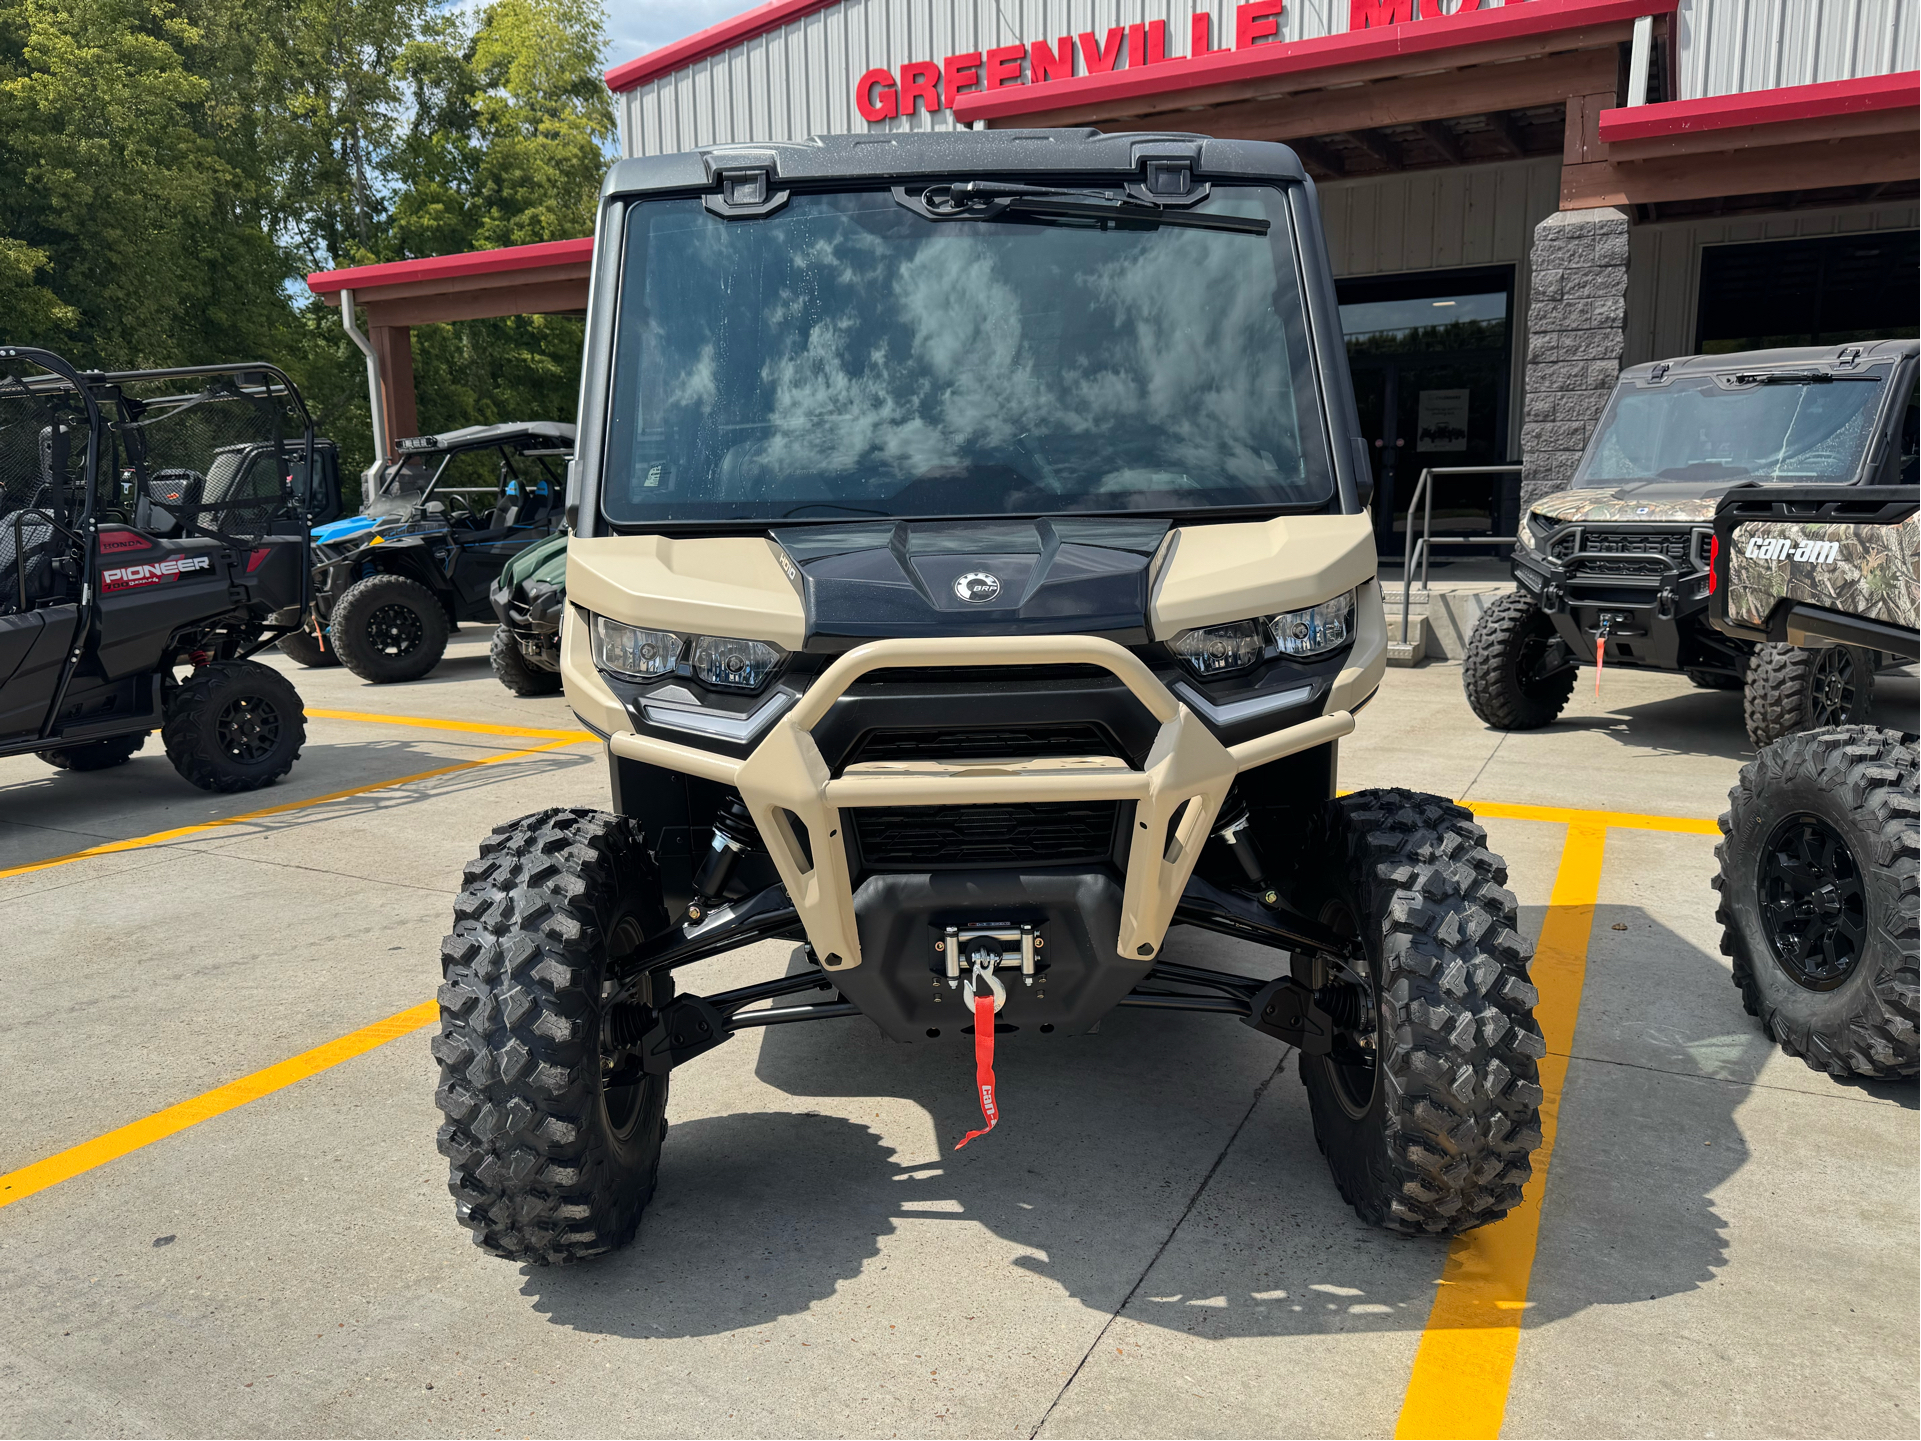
[1578, 370, 1890, 485]
[600, 187, 1333, 525]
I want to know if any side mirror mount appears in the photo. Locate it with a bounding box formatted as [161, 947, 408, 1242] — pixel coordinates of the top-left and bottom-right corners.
[1350, 437, 1375, 510]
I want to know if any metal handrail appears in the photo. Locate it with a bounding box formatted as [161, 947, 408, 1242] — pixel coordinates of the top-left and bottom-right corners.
[1397, 464, 1524, 645]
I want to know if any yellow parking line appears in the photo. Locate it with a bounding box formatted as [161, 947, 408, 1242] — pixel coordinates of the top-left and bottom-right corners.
[307, 708, 595, 743]
[1394, 822, 1610, 1440]
[0, 1001, 439, 1212]
[1466, 799, 1718, 835]
[0, 736, 585, 883]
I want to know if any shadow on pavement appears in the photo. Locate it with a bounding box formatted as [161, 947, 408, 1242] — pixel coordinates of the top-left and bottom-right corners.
[520, 901, 1823, 1341]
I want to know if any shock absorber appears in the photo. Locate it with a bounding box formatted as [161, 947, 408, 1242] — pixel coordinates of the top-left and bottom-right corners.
[1212, 791, 1269, 888]
[688, 792, 761, 922]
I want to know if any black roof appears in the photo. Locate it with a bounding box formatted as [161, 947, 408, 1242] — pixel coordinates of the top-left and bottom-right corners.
[1622, 338, 1919, 383]
[602, 129, 1309, 197]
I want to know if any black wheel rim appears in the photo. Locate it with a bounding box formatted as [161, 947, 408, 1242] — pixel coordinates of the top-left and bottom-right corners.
[1515, 624, 1570, 698]
[366, 602, 425, 658]
[1809, 647, 1858, 726]
[215, 694, 281, 763]
[1318, 901, 1380, 1119]
[599, 916, 649, 1138]
[1758, 813, 1867, 991]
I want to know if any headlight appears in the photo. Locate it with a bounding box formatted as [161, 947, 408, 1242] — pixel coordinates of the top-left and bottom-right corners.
[1168, 620, 1268, 676]
[691, 634, 786, 690]
[591, 615, 681, 679]
[589, 614, 787, 691]
[1517, 512, 1544, 552]
[1169, 589, 1357, 675]
[1270, 591, 1354, 657]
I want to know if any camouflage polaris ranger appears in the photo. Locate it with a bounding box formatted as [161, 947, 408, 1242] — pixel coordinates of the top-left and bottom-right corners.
[429, 131, 1550, 1265]
[1708, 482, 1918, 1079]
[1464, 340, 1918, 746]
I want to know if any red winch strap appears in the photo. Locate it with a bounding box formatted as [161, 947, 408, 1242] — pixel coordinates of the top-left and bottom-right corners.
[954, 991, 1000, 1150]
[1594, 633, 1606, 699]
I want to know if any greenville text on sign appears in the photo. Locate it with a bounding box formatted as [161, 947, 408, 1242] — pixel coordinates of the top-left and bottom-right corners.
[855, 0, 1480, 120]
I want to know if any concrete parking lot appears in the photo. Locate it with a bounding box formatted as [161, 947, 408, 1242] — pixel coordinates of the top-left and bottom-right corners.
[1, 634, 1914, 1439]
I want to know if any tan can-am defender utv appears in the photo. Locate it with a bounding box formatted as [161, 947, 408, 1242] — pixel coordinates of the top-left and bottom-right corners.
[432, 132, 1548, 1264]
[1464, 340, 1918, 745]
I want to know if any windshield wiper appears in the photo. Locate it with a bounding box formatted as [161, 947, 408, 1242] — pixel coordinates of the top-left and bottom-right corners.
[1730, 370, 1881, 384]
[898, 183, 1269, 236]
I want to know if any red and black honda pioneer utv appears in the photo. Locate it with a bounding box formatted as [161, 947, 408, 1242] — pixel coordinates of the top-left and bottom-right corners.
[0, 348, 338, 790]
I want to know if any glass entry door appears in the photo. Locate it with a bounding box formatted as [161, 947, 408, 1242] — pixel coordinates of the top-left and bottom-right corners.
[1338, 266, 1516, 556]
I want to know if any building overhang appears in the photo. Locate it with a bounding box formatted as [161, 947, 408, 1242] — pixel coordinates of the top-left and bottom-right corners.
[950, 0, 1673, 130]
[304, 237, 593, 327]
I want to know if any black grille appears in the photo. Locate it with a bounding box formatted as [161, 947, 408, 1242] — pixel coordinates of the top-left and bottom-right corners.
[853, 802, 1120, 869]
[847, 723, 1122, 765]
[1576, 555, 1668, 577]
[1548, 530, 1577, 560]
[1580, 529, 1691, 562]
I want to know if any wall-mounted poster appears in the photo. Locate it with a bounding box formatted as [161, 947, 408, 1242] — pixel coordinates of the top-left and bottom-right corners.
[1417, 389, 1469, 451]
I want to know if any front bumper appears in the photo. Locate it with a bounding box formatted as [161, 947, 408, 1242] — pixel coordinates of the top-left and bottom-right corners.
[563, 584, 1386, 976]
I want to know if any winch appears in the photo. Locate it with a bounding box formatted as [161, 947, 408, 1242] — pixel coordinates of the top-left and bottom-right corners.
[934, 922, 1042, 1001]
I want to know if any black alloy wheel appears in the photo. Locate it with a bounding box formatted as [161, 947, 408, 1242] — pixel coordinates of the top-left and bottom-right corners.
[598, 916, 655, 1139]
[1807, 647, 1860, 728]
[215, 694, 282, 765]
[366, 601, 426, 659]
[1757, 813, 1866, 991]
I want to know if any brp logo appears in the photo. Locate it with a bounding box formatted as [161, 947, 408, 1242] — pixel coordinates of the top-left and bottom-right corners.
[954, 571, 1002, 604]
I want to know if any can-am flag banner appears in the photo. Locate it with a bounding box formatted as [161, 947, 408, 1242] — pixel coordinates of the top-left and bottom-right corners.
[855, 0, 1459, 119]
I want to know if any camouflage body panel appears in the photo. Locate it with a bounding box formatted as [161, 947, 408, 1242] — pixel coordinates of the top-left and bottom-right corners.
[1531, 488, 1718, 524]
[1726, 513, 1920, 632]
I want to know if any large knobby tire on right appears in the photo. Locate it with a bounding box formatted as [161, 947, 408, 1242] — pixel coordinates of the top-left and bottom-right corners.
[331, 572, 450, 683]
[1462, 591, 1576, 730]
[1743, 642, 1875, 748]
[161, 660, 306, 792]
[435, 808, 673, 1263]
[1713, 726, 1918, 1078]
[490, 624, 562, 696]
[37, 732, 145, 771]
[1303, 789, 1547, 1235]
[276, 625, 340, 668]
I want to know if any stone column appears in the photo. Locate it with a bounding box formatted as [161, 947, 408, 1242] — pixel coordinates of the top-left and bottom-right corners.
[1520, 206, 1630, 511]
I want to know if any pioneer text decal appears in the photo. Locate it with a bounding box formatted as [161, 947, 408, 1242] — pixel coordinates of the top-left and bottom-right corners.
[102, 553, 213, 593]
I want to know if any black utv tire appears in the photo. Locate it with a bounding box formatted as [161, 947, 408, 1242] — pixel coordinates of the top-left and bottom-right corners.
[1302, 789, 1547, 1235]
[1743, 642, 1874, 748]
[1686, 669, 1743, 690]
[162, 660, 306, 792]
[435, 808, 673, 1263]
[1713, 726, 1918, 1079]
[1463, 591, 1577, 730]
[331, 573, 450, 683]
[490, 625, 562, 696]
[276, 626, 340, 668]
[37, 733, 145, 771]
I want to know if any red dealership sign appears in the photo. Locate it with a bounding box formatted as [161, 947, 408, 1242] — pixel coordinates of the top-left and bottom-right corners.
[855, 0, 1485, 119]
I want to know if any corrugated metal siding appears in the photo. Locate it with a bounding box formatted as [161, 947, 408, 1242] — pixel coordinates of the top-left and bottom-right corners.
[1676, 0, 1919, 100]
[1317, 157, 1560, 458]
[1626, 201, 1921, 362]
[621, 0, 1539, 156]
[1317, 157, 1561, 277]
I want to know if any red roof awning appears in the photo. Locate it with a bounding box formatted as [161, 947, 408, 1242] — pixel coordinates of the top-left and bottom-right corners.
[305, 236, 594, 297]
[1598, 70, 1919, 144]
[952, 0, 1675, 127]
[605, 0, 840, 93]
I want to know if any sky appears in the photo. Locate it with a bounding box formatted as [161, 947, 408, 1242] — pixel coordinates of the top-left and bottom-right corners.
[606, 0, 756, 70]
